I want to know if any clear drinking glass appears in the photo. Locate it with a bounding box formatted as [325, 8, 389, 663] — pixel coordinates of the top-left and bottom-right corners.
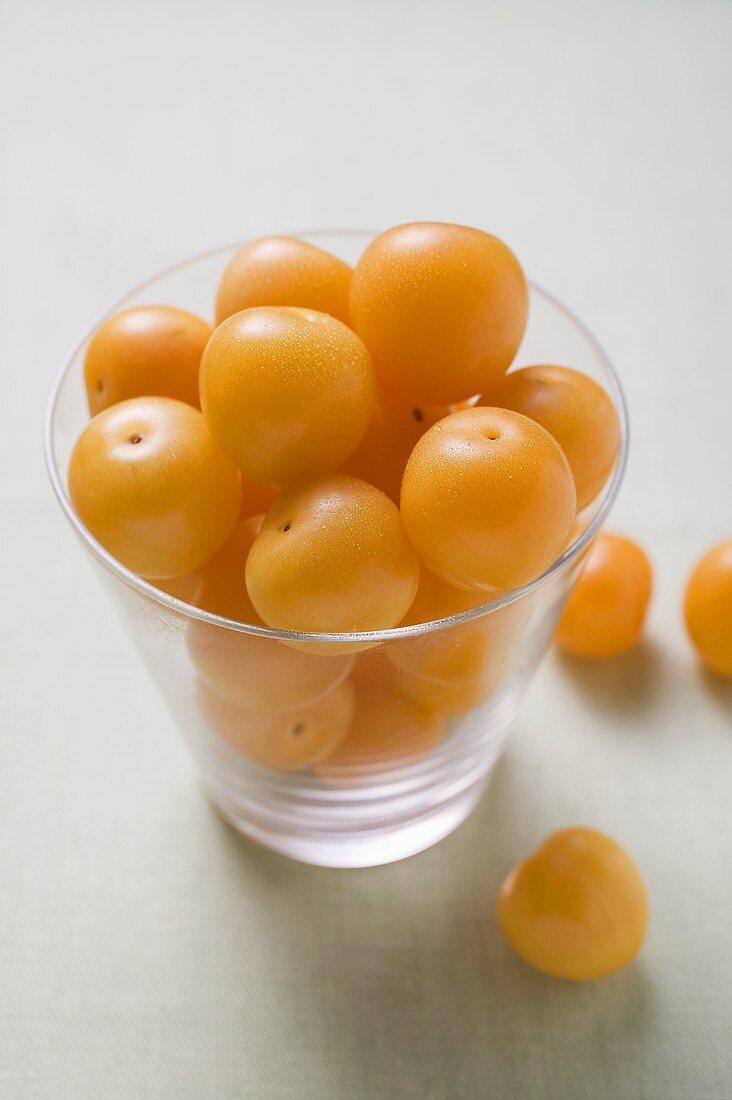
[44, 231, 628, 868]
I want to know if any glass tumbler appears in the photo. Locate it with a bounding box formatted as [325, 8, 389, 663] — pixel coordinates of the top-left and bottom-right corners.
[44, 231, 628, 868]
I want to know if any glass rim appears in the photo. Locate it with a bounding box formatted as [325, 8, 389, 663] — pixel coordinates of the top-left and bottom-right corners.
[43, 230, 629, 644]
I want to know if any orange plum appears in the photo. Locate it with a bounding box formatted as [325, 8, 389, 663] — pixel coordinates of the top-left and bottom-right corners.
[200, 306, 375, 488]
[188, 617, 353, 714]
[556, 532, 652, 658]
[84, 305, 211, 415]
[401, 407, 576, 591]
[215, 236, 352, 325]
[340, 387, 448, 503]
[350, 222, 528, 404]
[481, 365, 620, 510]
[197, 679, 354, 771]
[315, 672, 444, 780]
[245, 475, 419, 637]
[684, 540, 732, 678]
[498, 827, 649, 980]
[69, 397, 241, 579]
[192, 515, 263, 622]
[385, 570, 529, 716]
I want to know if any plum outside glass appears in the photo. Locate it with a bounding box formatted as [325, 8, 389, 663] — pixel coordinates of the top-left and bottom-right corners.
[44, 230, 628, 869]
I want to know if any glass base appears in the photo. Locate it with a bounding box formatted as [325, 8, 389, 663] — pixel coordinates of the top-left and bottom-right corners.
[207, 774, 489, 868]
[194, 686, 521, 868]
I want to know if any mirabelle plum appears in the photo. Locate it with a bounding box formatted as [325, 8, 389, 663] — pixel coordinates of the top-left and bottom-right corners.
[84, 306, 211, 415]
[391, 665, 489, 719]
[215, 236, 352, 326]
[384, 569, 487, 712]
[200, 307, 375, 487]
[339, 388, 448, 502]
[150, 515, 259, 616]
[190, 515, 262, 620]
[315, 676, 444, 779]
[395, 565, 488, 626]
[401, 408, 576, 591]
[498, 827, 649, 980]
[188, 616, 352, 713]
[197, 679, 354, 770]
[684, 540, 732, 678]
[346, 644, 398, 694]
[350, 222, 528, 404]
[555, 532, 652, 658]
[385, 571, 528, 715]
[481, 365, 620, 510]
[239, 473, 281, 519]
[147, 572, 202, 604]
[69, 397, 241, 578]
[245, 475, 420, 635]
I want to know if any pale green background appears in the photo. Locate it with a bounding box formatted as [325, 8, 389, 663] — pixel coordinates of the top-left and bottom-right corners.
[2, 1, 731, 1096]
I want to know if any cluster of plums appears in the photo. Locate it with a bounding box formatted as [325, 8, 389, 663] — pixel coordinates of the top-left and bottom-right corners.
[67, 223, 730, 981]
